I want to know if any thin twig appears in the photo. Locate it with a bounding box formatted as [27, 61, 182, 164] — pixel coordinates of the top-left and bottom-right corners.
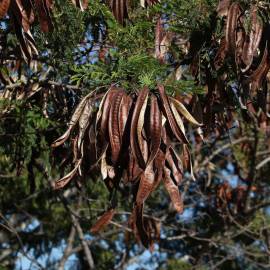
[256, 157, 270, 170]
[58, 226, 76, 270]
[0, 212, 45, 269]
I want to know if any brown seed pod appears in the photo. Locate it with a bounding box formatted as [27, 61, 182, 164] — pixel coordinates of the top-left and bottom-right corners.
[163, 165, 183, 213]
[108, 90, 125, 164]
[130, 87, 149, 169]
[0, 0, 10, 18]
[136, 164, 155, 204]
[241, 6, 263, 72]
[147, 95, 162, 167]
[110, 0, 128, 25]
[90, 209, 116, 233]
[225, 3, 242, 57]
[247, 44, 270, 95]
[158, 85, 188, 144]
[52, 85, 197, 248]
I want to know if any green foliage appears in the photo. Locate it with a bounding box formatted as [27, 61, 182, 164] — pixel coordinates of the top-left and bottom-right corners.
[162, 259, 192, 270]
[162, 0, 218, 33]
[70, 3, 206, 93]
[0, 100, 52, 168]
[249, 211, 270, 233]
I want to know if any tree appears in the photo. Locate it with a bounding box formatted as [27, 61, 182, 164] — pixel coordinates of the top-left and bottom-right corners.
[1, 0, 270, 269]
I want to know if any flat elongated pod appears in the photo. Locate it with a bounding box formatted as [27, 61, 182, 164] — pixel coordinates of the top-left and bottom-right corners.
[86, 119, 98, 165]
[90, 209, 115, 233]
[77, 99, 93, 153]
[10, 0, 31, 32]
[146, 95, 162, 167]
[166, 147, 183, 185]
[96, 92, 109, 129]
[136, 163, 155, 204]
[0, 0, 10, 18]
[110, 0, 128, 25]
[96, 87, 118, 131]
[182, 144, 195, 180]
[118, 94, 132, 139]
[108, 91, 125, 164]
[137, 96, 149, 164]
[170, 97, 202, 126]
[52, 92, 93, 147]
[241, 6, 263, 72]
[154, 17, 163, 59]
[163, 166, 184, 213]
[131, 87, 149, 169]
[10, 12, 37, 61]
[157, 85, 188, 144]
[53, 159, 82, 190]
[133, 203, 149, 248]
[216, 0, 231, 17]
[169, 101, 189, 143]
[95, 88, 119, 160]
[127, 153, 143, 182]
[99, 87, 119, 140]
[249, 44, 270, 93]
[225, 3, 241, 56]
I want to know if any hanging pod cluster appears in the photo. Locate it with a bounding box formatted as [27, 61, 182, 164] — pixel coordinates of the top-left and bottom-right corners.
[215, 1, 270, 108]
[52, 85, 201, 248]
[0, 0, 55, 61]
[0, 0, 159, 61]
[189, 1, 270, 136]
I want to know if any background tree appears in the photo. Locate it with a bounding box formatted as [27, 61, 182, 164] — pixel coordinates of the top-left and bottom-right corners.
[1, 0, 270, 269]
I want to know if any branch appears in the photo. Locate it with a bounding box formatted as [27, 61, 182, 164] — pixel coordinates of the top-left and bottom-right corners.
[199, 137, 252, 168]
[71, 213, 95, 269]
[3, 80, 80, 91]
[245, 201, 270, 215]
[58, 226, 76, 270]
[244, 125, 259, 212]
[62, 229, 122, 259]
[256, 157, 270, 170]
[0, 212, 45, 269]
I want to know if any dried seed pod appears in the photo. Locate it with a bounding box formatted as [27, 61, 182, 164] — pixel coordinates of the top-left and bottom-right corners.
[130, 87, 149, 169]
[241, 6, 263, 72]
[158, 85, 188, 143]
[133, 203, 149, 248]
[147, 95, 162, 167]
[136, 163, 155, 204]
[225, 3, 242, 56]
[53, 159, 82, 190]
[52, 92, 93, 147]
[118, 94, 133, 140]
[216, 0, 231, 17]
[77, 99, 93, 153]
[51, 85, 198, 248]
[166, 147, 183, 185]
[249, 44, 270, 94]
[108, 90, 125, 164]
[163, 165, 183, 213]
[0, 0, 10, 18]
[110, 0, 128, 25]
[170, 97, 202, 126]
[90, 209, 115, 233]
